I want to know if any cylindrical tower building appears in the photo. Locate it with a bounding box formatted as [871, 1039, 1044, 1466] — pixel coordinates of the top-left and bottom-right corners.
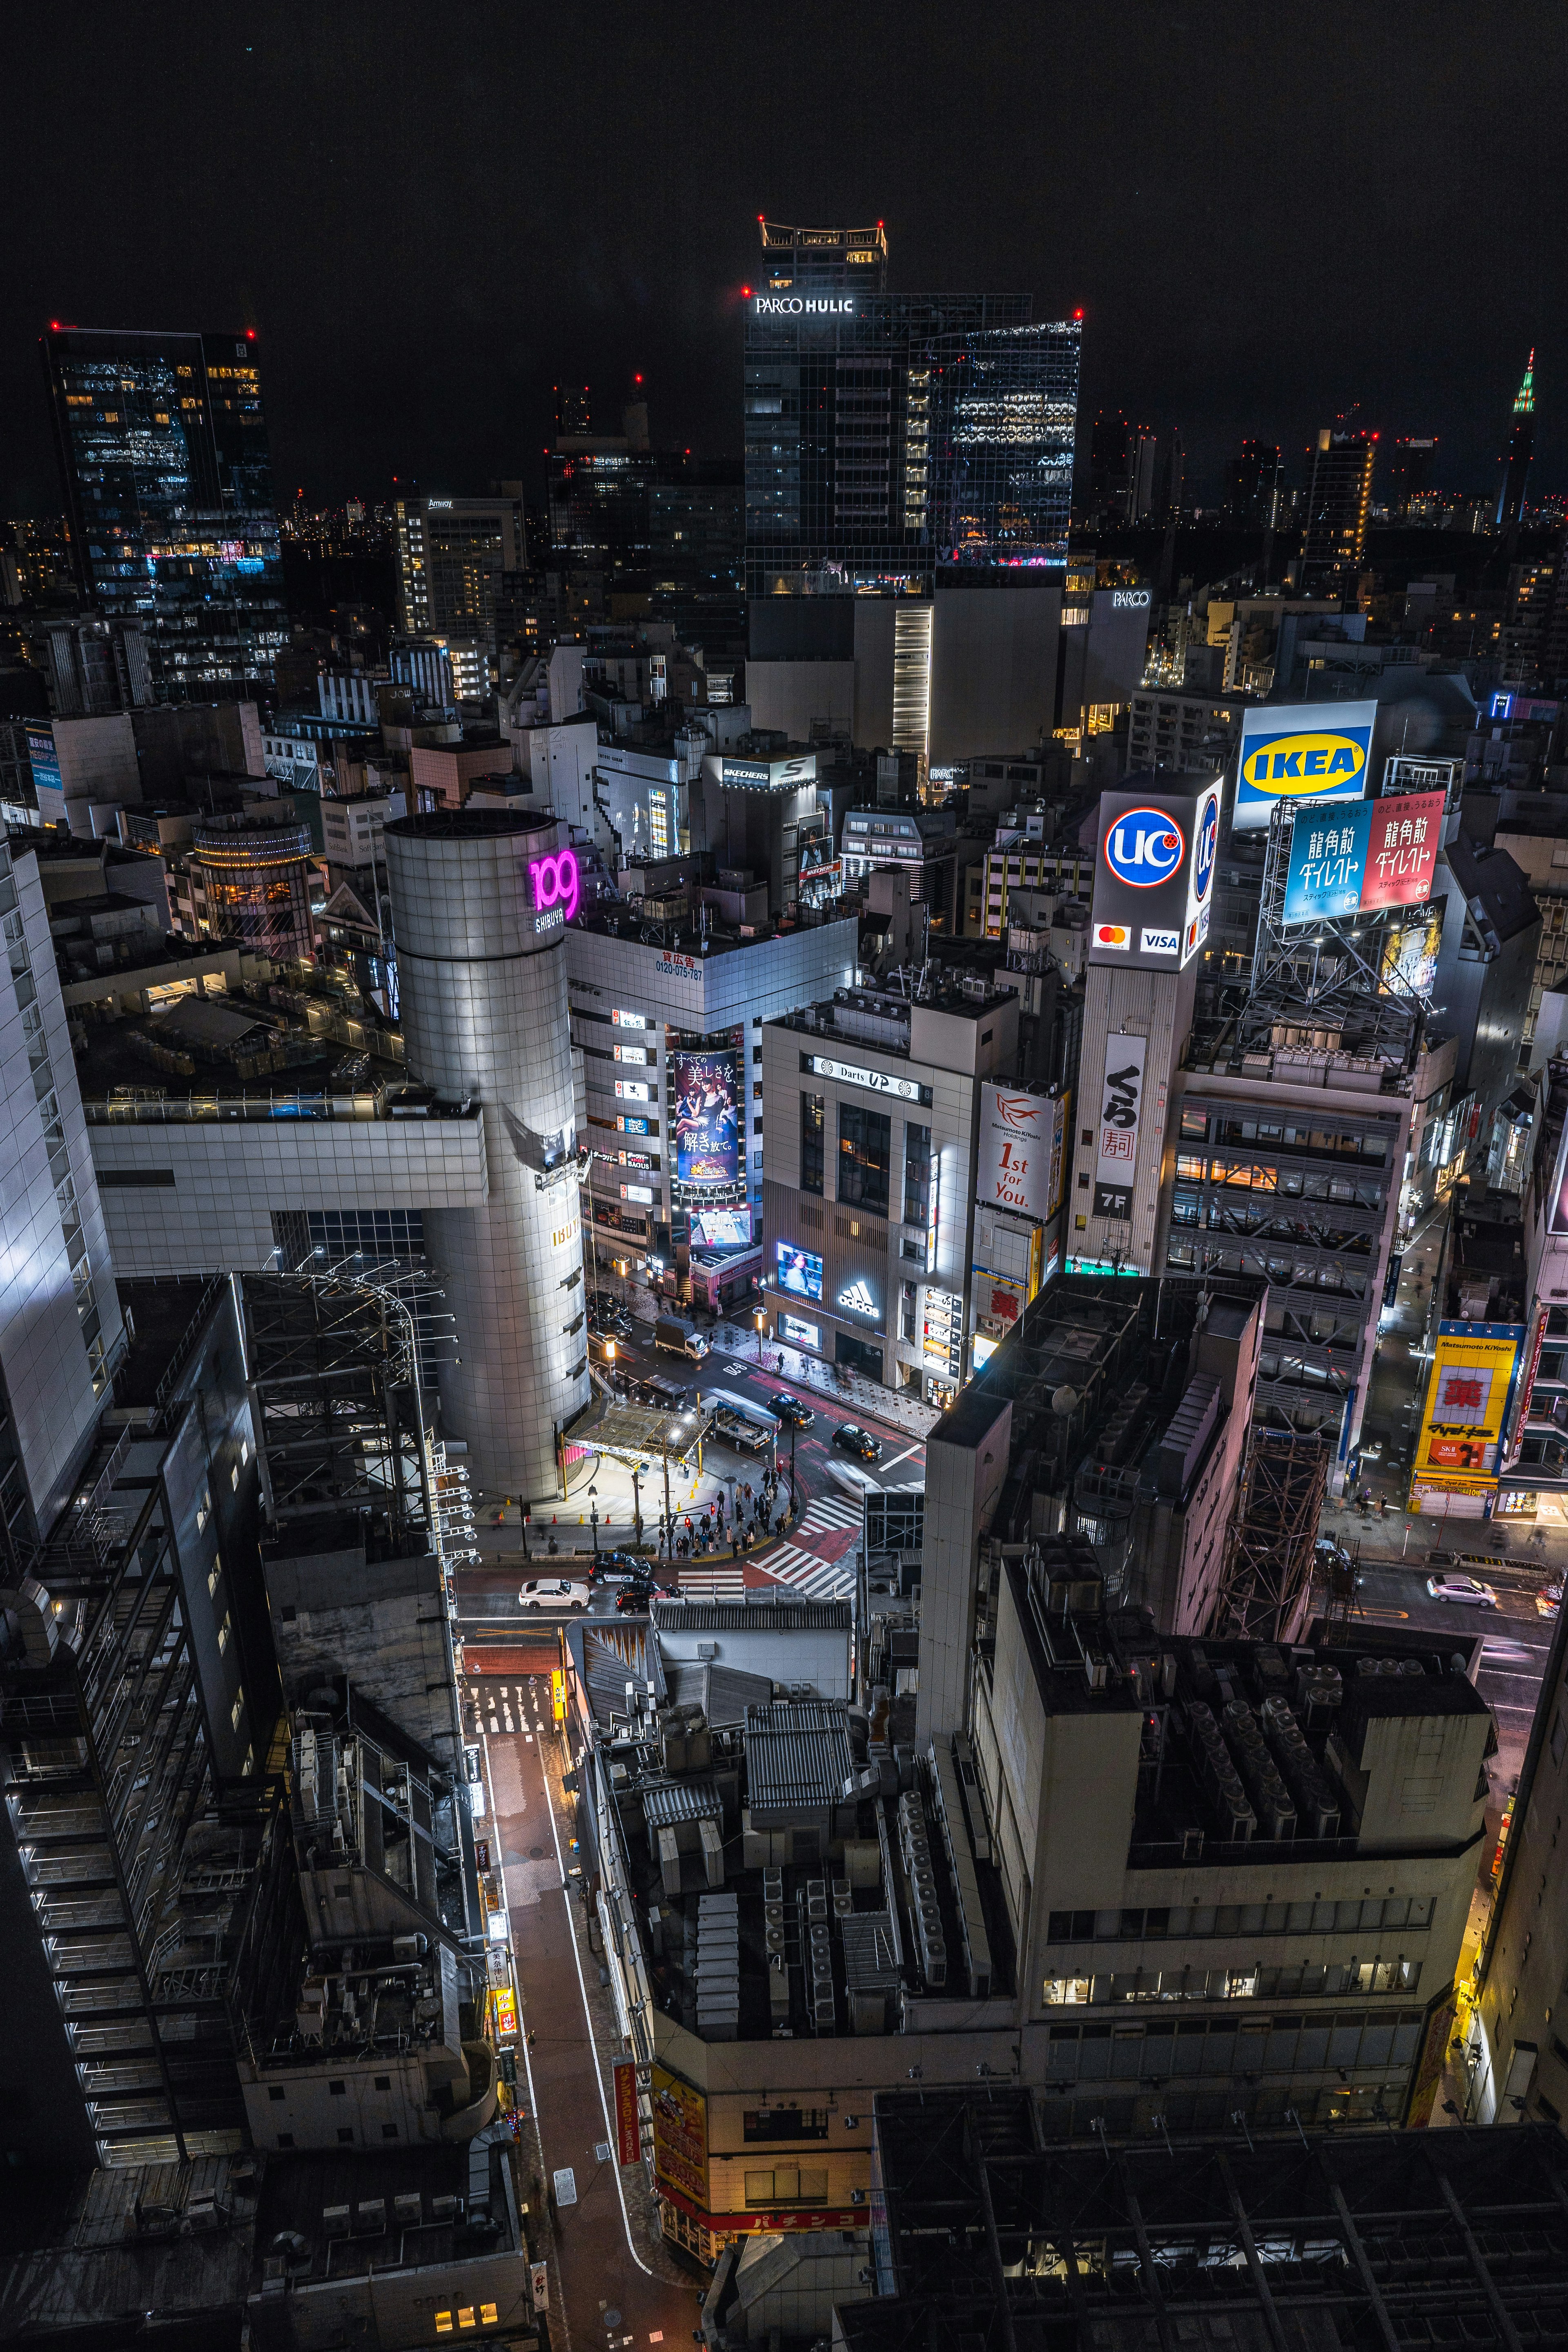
[384, 811, 589, 1498]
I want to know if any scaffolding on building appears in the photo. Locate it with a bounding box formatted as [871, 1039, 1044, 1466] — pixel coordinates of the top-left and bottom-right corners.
[240, 1270, 434, 1552]
[1212, 1428, 1330, 1643]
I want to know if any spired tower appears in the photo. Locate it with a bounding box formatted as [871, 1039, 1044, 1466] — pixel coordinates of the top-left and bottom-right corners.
[1495, 349, 1536, 532]
[385, 810, 589, 1499]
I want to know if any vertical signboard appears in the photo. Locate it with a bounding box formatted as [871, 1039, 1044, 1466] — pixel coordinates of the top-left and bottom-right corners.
[1361, 791, 1445, 909]
[613, 2059, 641, 2168]
[977, 1085, 1055, 1220]
[673, 1049, 740, 1186]
[1411, 1321, 1525, 1499]
[1093, 1033, 1149, 1218]
[1180, 779, 1221, 966]
[650, 2065, 708, 2221]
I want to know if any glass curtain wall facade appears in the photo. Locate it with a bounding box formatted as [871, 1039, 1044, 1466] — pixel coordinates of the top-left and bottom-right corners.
[744, 297, 1080, 593]
[41, 326, 285, 699]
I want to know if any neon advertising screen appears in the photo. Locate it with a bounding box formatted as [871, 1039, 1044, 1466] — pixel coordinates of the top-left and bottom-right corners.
[775, 1242, 823, 1301]
[673, 1049, 740, 1185]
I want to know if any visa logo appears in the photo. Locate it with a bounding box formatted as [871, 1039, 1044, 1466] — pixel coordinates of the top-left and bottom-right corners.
[1140, 929, 1178, 955]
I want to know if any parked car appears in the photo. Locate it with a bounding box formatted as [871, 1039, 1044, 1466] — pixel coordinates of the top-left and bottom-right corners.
[517, 1579, 592, 1611]
[832, 1422, 882, 1462]
[1537, 1584, 1563, 1619]
[767, 1391, 814, 1429]
[1425, 1572, 1499, 1609]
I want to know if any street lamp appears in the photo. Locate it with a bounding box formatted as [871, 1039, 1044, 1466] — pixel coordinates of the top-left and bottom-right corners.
[588, 1484, 599, 1566]
[755, 1306, 766, 1363]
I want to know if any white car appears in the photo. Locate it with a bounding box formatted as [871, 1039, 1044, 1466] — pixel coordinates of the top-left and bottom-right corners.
[1425, 1572, 1499, 1610]
[517, 1578, 591, 1611]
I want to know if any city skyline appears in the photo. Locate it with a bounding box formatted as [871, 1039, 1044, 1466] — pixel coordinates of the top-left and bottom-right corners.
[1, 1, 1563, 513]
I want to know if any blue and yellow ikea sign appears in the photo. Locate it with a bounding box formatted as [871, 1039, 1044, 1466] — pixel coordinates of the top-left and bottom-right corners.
[1234, 700, 1376, 829]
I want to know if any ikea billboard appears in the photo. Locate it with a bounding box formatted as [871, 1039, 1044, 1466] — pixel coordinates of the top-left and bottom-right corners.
[1233, 701, 1377, 831]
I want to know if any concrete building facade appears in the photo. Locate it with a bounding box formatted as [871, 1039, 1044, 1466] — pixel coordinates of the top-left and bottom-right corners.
[385, 810, 590, 1499]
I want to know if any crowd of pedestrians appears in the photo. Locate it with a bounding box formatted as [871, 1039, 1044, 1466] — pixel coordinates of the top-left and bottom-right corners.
[664, 1463, 788, 1561]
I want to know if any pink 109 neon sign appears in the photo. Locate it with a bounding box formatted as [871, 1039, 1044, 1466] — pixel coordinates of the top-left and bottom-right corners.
[529, 847, 579, 926]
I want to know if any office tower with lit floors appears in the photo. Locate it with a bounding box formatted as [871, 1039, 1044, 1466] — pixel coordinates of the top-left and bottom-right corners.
[40, 324, 285, 698]
[384, 810, 590, 1499]
[743, 218, 1082, 762]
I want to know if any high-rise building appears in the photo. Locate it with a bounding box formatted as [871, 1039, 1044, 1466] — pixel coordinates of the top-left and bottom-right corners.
[1127, 430, 1158, 523]
[1156, 425, 1185, 520]
[1301, 426, 1376, 590]
[384, 810, 590, 1498]
[40, 325, 285, 700]
[392, 491, 526, 644]
[1223, 439, 1282, 526]
[743, 219, 1080, 595]
[1087, 410, 1133, 510]
[1495, 348, 1537, 531]
[554, 381, 592, 439]
[1383, 434, 1437, 518]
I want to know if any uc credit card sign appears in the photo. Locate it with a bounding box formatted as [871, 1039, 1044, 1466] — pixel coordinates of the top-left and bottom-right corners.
[1089, 780, 1217, 971]
[1234, 700, 1376, 830]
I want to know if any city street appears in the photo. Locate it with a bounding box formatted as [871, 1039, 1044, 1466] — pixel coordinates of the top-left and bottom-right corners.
[465, 1663, 704, 2346]
[457, 1322, 928, 1630]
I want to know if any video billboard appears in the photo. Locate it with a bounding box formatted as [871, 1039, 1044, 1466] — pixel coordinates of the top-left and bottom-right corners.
[1089, 783, 1216, 971]
[1380, 909, 1442, 1000]
[1412, 1322, 1525, 1490]
[690, 1207, 752, 1248]
[775, 1242, 823, 1301]
[673, 1049, 739, 1185]
[1092, 1033, 1149, 1218]
[1234, 700, 1376, 830]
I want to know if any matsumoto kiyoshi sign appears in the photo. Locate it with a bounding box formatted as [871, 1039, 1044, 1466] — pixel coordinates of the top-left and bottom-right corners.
[1233, 701, 1376, 830]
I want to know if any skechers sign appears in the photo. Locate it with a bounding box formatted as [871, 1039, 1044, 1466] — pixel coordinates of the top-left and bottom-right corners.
[1233, 701, 1376, 831]
[1089, 780, 1220, 973]
[529, 846, 580, 929]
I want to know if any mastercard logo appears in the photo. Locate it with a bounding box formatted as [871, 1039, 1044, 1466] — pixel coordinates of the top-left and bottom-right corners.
[1095, 923, 1130, 949]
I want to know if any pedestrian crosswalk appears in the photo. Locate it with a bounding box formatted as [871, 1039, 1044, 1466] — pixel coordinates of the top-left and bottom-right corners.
[673, 1566, 748, 1600]
[758, 1543, 858, 1601]
[799, 1493, 864, 1537]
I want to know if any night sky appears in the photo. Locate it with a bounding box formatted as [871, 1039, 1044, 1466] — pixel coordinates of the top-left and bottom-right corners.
[3, 0, 1564, 514]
